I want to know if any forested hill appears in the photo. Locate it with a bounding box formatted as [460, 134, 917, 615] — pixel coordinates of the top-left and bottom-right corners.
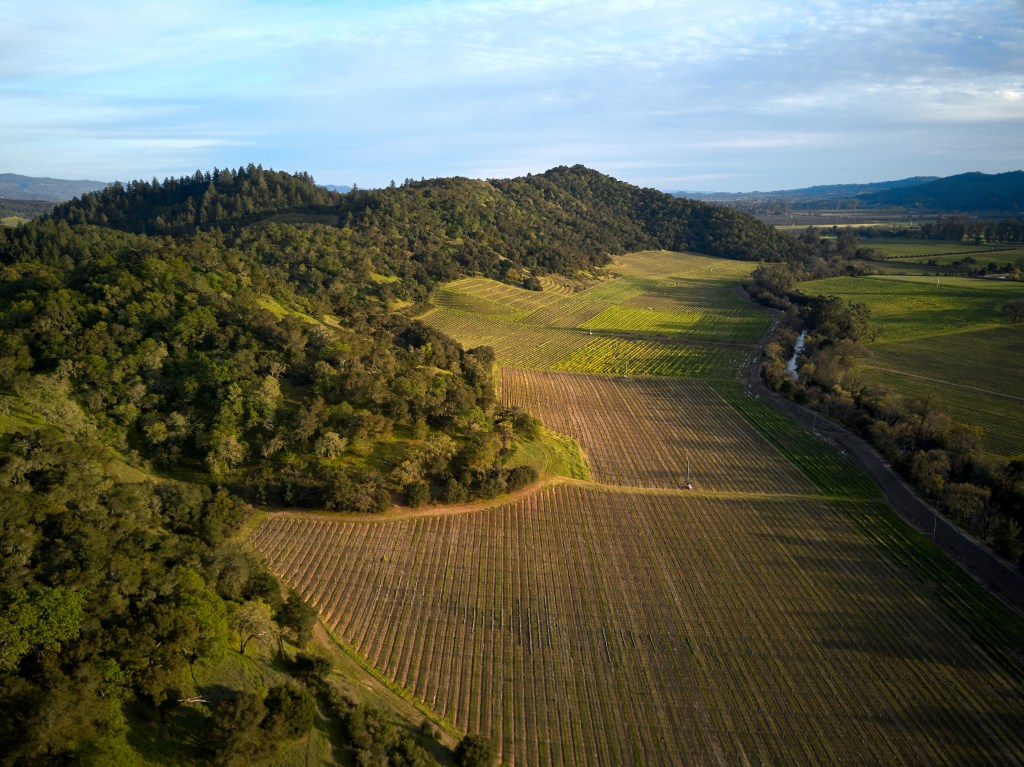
[49, 163, 803, 274]
[855, 170, 1024, 212]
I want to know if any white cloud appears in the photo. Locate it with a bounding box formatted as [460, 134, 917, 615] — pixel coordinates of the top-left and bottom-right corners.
[2, 0, 1023, 187]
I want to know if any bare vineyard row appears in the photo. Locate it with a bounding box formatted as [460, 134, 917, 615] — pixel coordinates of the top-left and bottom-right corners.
[252, 485, 1024, 766]
[501, 369, 816, 495]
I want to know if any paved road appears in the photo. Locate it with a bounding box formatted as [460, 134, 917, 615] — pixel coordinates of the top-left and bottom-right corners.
[740, 306, 1024, 616]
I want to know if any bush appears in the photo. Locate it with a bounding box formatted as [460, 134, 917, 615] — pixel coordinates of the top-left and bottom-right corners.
[456, 733, 495, 767]
[406, 480, 431, 508]
[506, 465, 538, 492]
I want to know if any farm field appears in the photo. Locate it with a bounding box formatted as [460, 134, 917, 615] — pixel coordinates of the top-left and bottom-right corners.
[252, 250, 1024, 766]
[858, 325, 1024, 456]
[800, 273, 1023, 340]
[417, 250, 768, 378]
[501, 369, 816, 495]
[800, 272, 1024, 457]
[254, 484, 1024, 766]
[861, 237, 1022, 261]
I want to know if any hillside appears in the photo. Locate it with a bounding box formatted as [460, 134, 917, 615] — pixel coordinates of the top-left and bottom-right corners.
[0, 172, 107, 201]
[855, 170, 1024, 212]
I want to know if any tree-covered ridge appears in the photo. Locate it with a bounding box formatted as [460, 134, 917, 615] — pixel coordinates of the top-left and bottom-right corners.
[46, 164, 804, 284]
[0, 217, 540, 512]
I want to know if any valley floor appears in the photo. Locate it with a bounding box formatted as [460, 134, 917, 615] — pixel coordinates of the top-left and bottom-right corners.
[252, 252, 1024, 765]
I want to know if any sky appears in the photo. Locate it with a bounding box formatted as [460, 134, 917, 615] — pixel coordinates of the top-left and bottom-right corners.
[2, 0, 1023, 192]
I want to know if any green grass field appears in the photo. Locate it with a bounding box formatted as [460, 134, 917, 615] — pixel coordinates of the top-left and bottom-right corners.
[800, 272, 1024, 456]
[861, 238, 1014, 259]
[800, 273, 1022, 340]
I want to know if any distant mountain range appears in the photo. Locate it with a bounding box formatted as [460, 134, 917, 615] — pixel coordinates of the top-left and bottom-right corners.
[677, 171, 1024, 213]
[0, 173, 108, 201]
[677, 176, 938, 202]
[855, 171, 1024, 212]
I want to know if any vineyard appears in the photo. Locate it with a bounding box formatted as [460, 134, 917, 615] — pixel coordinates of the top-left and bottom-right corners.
[254, 485, 1024, 766]
[501, 369, 816, 495]
[418, 251, 768, 377]
[251, 250, 1024, 766]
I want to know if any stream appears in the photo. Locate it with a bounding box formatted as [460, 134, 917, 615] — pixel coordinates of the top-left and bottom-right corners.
[786, 330, 806, 380]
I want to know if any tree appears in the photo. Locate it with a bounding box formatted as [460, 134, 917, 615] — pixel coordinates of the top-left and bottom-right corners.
[910, 449, 950, 499]
[0, 587, 84, 671]
[230, 599, 278, 655]
[456, 733, 496, 767]
[210, 690, 267, 763]
[262, 684, 315, 740]
[406, 480, 431, 508]
[1004, 298, 1024, 322]
[942, 483, 992, 536]
[276, 591, 318, 647]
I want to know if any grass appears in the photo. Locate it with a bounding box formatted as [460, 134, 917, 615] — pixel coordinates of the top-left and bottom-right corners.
[861, 238, 1014, 259]
[800, 271, 1024, 457]
[855, 324, 1024, 456]
[504, 426, 591, 481]
[800, 273, 1024, 340]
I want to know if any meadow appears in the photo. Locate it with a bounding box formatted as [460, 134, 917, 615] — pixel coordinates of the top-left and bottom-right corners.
[861, 237, 1020, 261]
[251, 250, 1024, 765]
[800, 272, 1024, 456]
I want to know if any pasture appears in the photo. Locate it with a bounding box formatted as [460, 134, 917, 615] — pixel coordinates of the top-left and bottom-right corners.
[861, 237, 1017, 260]
[800, 272, 1024, 456]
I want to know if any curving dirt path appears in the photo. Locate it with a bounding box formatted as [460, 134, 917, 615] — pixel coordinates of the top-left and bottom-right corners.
[740, 296, 1024, 615]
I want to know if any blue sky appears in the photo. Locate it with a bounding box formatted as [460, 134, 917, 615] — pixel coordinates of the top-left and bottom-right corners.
[2, 0, 1023, 191]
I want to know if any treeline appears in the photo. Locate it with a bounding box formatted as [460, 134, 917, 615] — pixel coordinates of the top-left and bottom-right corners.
[748, 250, 1024, 568]
[50, 165, 333, 233]
[853, 216, 1024, 245]
[46, 164, 805, 288]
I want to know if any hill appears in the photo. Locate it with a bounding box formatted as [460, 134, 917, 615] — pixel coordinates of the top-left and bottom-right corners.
[0, 172, 107, 201]
[855, 170, 1024, 212]
[678, 176, 937, 203]
[0, 163, 812, 763]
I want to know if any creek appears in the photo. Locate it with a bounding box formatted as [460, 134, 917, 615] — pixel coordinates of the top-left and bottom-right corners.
[786, 331, 807, 380]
